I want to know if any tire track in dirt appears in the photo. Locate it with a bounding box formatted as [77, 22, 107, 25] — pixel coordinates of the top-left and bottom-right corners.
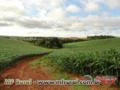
[0, 54, 72, 90]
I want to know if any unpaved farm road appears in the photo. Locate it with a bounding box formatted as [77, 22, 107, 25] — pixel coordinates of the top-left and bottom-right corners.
[0, 54, 71, 90]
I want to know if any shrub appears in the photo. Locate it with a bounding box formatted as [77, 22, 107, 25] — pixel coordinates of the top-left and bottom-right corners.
[35, 37, 63, 49]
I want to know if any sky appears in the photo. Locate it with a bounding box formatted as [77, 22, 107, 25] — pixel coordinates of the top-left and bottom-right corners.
[0, 0, 120, 37]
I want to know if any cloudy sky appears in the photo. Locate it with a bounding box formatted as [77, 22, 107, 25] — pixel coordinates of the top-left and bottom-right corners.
[0, 0, 120, 37]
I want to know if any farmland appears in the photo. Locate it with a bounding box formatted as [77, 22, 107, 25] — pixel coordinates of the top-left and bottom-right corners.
[0, 37, 120, 76]
[0, 37, 120, 90]
[38, 38, 120, 80]
[0, 37, 51, 71]
[64, 38, 120, 52]
[32, 38, 120, 89]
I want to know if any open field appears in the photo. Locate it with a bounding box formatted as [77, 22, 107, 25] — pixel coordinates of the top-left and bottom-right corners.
[36, 38, 120, 89]
[41, 38, 120, 74]
[64, 38, 120, 52]
[0, 37, 120, 90]
[0, 37, 51, 71]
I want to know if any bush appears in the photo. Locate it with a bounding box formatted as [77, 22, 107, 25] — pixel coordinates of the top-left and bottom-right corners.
[35, 37, 63, 49]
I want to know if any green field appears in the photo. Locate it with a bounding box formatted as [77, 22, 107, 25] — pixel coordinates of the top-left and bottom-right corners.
[64, 38, 120, 52]
[1, 37, 120, 75]
[0, 37, 51, 71]
[33, 38, 120, 90]
[0, 37, 120, 89]
[39, 38, 120, 76]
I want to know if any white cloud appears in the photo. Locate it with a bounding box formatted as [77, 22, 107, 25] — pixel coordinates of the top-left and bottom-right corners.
[46, 8, 67, 21]
[0, 0, 120, 37]
[106, 0, 120, 9]
[91, 0, 120, 9]
[66, 4, 80, 13]
[50, 0, 66, 7]
[21, 0, 67, 21]
[82, 15, 120, 31]
[85, 1, 100, 12]
[0, 0, 24, 18]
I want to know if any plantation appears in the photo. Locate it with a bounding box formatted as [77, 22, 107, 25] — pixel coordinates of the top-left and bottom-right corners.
[43, 49, 120, 76]
[0, 37, 51, 71]
[1, 37, 120, 76]
[40, 38, 120, 77]
[0, 37, 120, 89]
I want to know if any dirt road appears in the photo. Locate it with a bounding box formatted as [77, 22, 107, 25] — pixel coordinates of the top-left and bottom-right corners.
[0, 54, 119, 90]
[0, 55, 71, 90]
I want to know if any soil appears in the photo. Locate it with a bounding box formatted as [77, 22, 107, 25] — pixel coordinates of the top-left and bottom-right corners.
[0, 55, 119, 90]
[0, 55, 71, 90]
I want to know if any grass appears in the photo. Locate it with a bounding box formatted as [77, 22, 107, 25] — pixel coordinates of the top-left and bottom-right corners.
[31, 57, 70, 80]
[31, 58, 90, 90]
[34, 38, 120, 90]
[64, 38, 120, 53]
[74, 86, 89, 90]
[0, 37, 51, 71]
[0, 37, 120, 90]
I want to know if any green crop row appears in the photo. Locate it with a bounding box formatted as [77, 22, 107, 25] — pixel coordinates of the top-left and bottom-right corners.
[43, 49, 120, 76]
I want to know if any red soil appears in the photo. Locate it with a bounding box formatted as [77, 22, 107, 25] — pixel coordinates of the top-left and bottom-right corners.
[0, 55, 71, 90]
[0, 55, 119, 90]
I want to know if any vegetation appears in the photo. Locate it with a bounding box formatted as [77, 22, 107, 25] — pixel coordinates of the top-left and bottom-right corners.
[88, 35, 115, 40]
[43, 49, 120, 76]
[32, 53, 90, 90]
[38, 38, 120, 86]
[0, 36, 120, 89]
[0, 37, 51, 71]
[60, 37, 87, 43]
[64, 38, 120, 52]
[23, 37, 63, 49]
[22, 35, 115, 45]
[34, 37, 63, 48]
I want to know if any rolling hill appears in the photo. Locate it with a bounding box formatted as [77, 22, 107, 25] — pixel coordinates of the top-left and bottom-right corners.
[0, 37, 51, 71]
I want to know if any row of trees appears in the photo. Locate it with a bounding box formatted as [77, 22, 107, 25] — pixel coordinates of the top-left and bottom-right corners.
[16, 35, 116, 49]
[34, 37, 63, 48]
[88, 35, 115, 40]
[23, 37, 63, 48]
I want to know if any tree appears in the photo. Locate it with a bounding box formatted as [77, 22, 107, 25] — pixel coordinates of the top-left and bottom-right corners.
[35, 37, 63, 49]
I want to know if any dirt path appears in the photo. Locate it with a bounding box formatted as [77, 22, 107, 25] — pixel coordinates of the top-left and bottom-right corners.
[0, 55, 71, 90]
[1, 55, 119, 90]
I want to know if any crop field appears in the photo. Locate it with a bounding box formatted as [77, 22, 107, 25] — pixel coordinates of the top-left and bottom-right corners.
[0, 37, 51, 71]
[0, 37, 120, 90]
[64, 38, 120, 53]
[34, 38, 120, 90]
[40, 38, 120, 76]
